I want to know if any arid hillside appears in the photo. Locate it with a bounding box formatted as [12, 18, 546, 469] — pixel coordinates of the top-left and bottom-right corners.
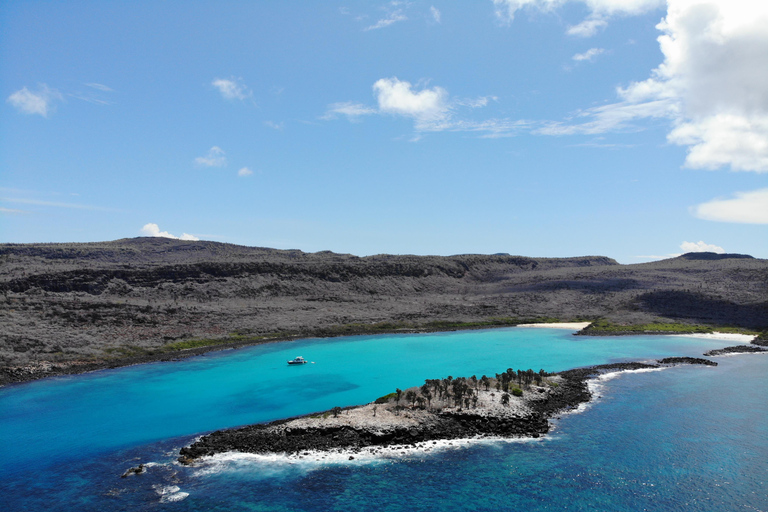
[1, 237, 766, 378]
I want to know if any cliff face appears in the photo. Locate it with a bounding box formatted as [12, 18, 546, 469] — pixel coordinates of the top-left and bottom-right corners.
[1, 238, 766, 372]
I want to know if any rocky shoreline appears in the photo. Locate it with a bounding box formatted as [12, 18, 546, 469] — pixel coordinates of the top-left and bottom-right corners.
[177, 359, 715, 464]
[704, 345, 768, 356]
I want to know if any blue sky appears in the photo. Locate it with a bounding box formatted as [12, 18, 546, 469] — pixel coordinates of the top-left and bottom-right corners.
[2, 0, 766, 262]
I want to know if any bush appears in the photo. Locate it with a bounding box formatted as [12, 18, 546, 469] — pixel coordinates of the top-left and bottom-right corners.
[511, 387, 523, 397]
[375, 392, 397, 404]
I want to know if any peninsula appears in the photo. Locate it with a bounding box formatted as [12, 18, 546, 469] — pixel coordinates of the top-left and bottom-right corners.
[178, 358, 718, 464]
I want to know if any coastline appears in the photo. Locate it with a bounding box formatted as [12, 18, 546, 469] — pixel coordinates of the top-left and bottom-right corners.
[0, 321, 581, 387]
[177, 359, 716, 465]
[2, 322, 762, 388]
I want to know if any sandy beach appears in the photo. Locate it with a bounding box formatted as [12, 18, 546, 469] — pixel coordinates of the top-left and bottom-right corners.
[672, 332, 757, 342]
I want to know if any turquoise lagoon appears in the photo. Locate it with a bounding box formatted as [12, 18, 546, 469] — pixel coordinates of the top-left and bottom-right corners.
[1, 327, 766, 511]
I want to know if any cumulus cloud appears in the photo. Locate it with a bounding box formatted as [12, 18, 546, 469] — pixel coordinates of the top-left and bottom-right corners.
[617, 1, 768, 172]
[212, 77, 251, 101]
[693, 188, 768, 224]
[195, 146, 227, 167]
[238, 167, 253, 177]
[373, 78, 450, 127]
[680, 240, 725, 253]
[529, 1, 768, 173]
[6, 84, 63, 117]
[140, 223, 199, 241]
[325, 78, 520, 135]
[572, 48, 605, 62]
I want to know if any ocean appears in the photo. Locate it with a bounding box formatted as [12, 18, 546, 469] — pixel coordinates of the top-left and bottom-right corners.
[1, 327, 766, 511]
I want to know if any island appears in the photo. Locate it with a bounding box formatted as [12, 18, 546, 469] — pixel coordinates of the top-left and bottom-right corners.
[178, 358, 716, 464]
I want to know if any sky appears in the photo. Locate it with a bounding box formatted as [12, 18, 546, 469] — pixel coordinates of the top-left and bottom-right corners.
[1, 0, 766, 263]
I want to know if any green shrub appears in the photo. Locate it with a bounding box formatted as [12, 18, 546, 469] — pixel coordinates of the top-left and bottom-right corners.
[511, 387, 523, 397]
[375, 392, 397, 404]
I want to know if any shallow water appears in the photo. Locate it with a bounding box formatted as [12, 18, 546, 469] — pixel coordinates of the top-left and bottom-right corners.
[1, 328, 765, 511]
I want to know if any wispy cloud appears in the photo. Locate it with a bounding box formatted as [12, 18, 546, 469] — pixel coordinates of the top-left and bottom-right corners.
[212, 77, 252, 101]
[572, 48, 605, 62]
[264, 120, 285, 130]
[430, 6, 441, 23]
[195, 146, 227, 167]
[0, 207, 29, 214]
[140, 223, 199, 241]
[567, 17, 608, 37]
[237, 167, 253, 177]
[322, 102, 378, 120]
[0, 197, 116, 211]
[6, 84, 63, 117]
[364, 3, 408, 31]
[84, 83, 113, 92]
[492, 0, 663, 32]
[535, 98, 677, 135]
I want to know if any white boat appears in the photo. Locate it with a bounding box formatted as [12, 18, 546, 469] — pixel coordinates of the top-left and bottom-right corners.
[287, 356, 308, 365]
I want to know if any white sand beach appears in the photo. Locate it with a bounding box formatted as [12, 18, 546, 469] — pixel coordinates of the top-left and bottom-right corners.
[517, 322, 591, 330]
[672, 332, 757, 342]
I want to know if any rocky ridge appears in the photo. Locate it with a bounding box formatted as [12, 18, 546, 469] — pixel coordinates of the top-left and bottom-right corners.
[2, 237, 766, 384]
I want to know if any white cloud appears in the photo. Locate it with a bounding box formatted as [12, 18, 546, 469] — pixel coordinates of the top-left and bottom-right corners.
[572, 48, 605, 62]
[238, 167, 253, 177]
[616, 1, 768, 172]
[7, 84, 63, 117]
[212, 77, 251, 101]
[195, 146, 227, 167]
[264, 120, 285, 130]
[140, 223, 199, 241]
[373, 77, 450, 127]
[531, 1, 768, 174]
[680, 240, 725, 253]
[84, 83, 113, 92]
[693, 188, 768, 224]
[536, 98, 676, 135]
[0, 207, 28, 214]
[431, 6, 442, 23]
[364, 8, 407, 30]
[322, 102, 378, 120]
[325, 78, 520, 136]
[492, 0, 663, 27]
[0, 197, 114, 211]
[567, 17, 608, 37]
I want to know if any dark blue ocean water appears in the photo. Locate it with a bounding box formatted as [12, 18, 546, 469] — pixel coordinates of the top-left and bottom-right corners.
[1, 328, 766, 511]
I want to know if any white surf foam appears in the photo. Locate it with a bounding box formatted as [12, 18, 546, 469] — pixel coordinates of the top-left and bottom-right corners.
[189, 434, 547, 477]
[153, 484, 189, 503]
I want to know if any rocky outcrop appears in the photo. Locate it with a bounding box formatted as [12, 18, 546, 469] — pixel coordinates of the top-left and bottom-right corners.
[704, 345, 767, 356]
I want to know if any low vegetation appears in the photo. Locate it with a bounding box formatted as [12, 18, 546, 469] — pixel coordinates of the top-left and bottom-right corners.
[579, 319, 761, 336]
